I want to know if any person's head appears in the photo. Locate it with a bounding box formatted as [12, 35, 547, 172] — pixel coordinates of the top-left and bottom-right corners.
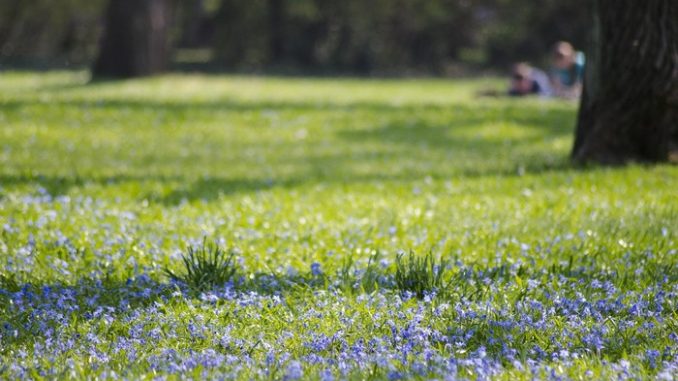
[552, 41, 575, 69]
[511, 62, 534, 94]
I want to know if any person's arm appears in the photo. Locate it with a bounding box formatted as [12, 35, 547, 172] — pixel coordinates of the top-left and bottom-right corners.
[566, 53, 586, 98]
[566, 56, 585, 98]
[532, 69, 553, 97]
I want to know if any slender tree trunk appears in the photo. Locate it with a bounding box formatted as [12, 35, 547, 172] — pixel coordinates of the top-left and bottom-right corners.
[268, 0, 285, 64]
[93, 0, 171, 79]
[179, 0, 205, 47]
[572, 0, 678, 164]
[0, 0, 23, 52]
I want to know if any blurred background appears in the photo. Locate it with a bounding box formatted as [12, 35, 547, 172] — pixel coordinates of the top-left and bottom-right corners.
[0, 0, 589, 76]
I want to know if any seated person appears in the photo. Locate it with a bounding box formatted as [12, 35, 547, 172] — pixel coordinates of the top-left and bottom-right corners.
[550, 41, 585, 99]
[508, 63, 553, 97]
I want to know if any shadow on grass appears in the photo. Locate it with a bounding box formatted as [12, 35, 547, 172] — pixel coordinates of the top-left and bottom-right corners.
[0, 96, 575, 116]
[0, 158, 577, 206]
[1, 96, 584, 204]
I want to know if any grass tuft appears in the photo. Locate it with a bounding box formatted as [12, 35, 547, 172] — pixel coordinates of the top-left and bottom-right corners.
[336, 251, 383, 294]
[0, 272, 21, 293]
[164, 240, 239, 292]
[394, 251, 449, 298]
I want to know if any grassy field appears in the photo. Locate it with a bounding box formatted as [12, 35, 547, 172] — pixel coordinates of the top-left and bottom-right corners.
[0, 71, 676, 380]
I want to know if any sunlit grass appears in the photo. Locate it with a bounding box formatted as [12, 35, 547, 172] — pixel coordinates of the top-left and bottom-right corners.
[0, 71, 676, 379]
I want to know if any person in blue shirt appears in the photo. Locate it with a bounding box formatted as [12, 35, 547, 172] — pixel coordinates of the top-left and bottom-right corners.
[550, 41, 585, 99]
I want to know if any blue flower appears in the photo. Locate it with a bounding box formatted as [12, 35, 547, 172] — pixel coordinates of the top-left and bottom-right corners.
[284, 361, 303, 380]
[645, 349, 660, 369]
[319, 368, 334, 381]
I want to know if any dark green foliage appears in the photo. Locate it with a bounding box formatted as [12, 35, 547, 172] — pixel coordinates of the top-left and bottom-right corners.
[394, 251, 449, 298]
[2, 0, 590, 73]
[0, 0, 105, 66]
[204, 0, 591, 73]
[164, 241, 239, 292]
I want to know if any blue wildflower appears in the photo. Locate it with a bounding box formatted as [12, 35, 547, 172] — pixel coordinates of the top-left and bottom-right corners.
[645, 349, 660, 369]
[311, 262, 323, 277]
[284, 361, 303, 380]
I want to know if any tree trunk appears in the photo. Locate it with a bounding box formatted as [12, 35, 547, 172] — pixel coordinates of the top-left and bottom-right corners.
[93, 0, 171, 79]
[0, 0, 22, 52]
[268, 0, 285, 64]
[572, 0, 678, 164]
[178, 0, 205, 47]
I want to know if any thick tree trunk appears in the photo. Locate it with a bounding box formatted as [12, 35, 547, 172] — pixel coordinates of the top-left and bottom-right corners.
[572, 0, 678, 164]
[93, 0, 171, 79]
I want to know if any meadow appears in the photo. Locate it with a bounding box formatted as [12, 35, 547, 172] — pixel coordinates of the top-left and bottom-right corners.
[0, 71, 676, 380]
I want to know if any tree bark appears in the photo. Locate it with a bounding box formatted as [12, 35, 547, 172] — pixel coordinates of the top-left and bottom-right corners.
[178, 0, 205, 47]
[93, 0, 171, 79]
[0, 0, 23, 52]
[268, 0, 285, 64]
[572, 0, 678, 164]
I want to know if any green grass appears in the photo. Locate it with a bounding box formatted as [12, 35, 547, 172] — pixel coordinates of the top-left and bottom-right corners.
[394, 251, 449, 298]
[164, 240, 239, 293]
[0, 71, 676, 379]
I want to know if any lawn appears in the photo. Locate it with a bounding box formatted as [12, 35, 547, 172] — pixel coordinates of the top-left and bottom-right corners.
[0, 71, 676, 380]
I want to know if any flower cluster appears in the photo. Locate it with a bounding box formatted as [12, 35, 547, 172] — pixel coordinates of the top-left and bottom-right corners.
[1, 261, 677, 380]
[1, 174, 676, 380]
